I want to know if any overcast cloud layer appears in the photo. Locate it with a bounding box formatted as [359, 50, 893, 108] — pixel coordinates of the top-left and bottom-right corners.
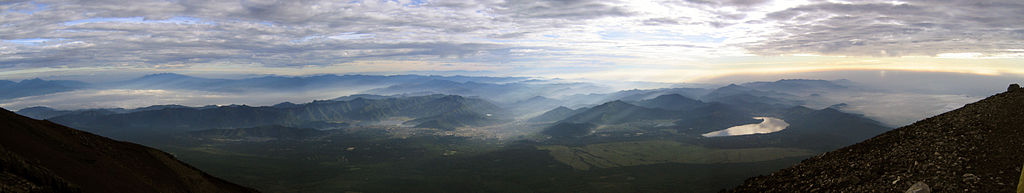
[2, 0, 1022, 80]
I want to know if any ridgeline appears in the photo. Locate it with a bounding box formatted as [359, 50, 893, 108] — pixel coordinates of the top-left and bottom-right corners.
[0, 108, 257, 193]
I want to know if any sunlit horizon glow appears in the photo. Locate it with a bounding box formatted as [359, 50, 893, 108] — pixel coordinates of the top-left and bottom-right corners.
[1, 0, 1022, 82]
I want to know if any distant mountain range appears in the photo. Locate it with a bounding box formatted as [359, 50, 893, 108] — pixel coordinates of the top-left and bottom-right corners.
[364, 79, 610, 103]
[0, 78, 89, 100]
[740, 79, 851, 94]
[632, 94, 704, 111]
[110, 73, 534, 93]
[15, 105, 194, 120]
[701, 84, 804, 112]
[39, 94, 506, 140]
[556, 100, 677, 125]
[3, 75, 859, 119]
[555, 87, 710, 108]
[0, 73, 536, 99]
[545, 79, 844, 114]
[17, 78, 888, 149]
[0, 107, 257, 193]
[534, 85, 889, 151]
[4, 77, 952, 192]
[527, 106, 582, 123]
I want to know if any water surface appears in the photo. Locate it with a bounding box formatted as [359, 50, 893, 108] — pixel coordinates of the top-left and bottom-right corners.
[702, 117, 789, 137]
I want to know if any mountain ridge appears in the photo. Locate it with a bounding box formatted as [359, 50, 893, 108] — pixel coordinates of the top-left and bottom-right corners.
[0, 78, 89, 100]
[632, 93, 704, 111]
[557, 100, 676, 125]
[45, 94, 504, 138]
[0, 107, 258, 193]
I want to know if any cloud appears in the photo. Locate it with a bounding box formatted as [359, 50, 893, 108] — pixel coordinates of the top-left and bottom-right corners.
[1, 0, 639, 70]
[827, 92, 982, 127]
[680, 0, 772, 9]
[748, 0, 1024, 56]
[493, 0, 634, 20]
[1, 0, 1023, 76]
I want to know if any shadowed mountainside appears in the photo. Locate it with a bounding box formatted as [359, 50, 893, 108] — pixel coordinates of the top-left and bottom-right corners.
[725, 85, 1024, 192]
[0, 107, 257, 193]
[632, 94, 704, 111]
[556, 100, 676, 125]
[527, 106, 581, 123]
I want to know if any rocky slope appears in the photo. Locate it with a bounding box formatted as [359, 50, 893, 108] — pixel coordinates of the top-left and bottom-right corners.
[0, 107, 257, 193]
[725, 84, 1024, 192]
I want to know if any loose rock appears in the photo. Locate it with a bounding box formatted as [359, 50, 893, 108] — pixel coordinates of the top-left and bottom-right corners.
[905, 181, 931, 193]
[962, 173, 979, 183]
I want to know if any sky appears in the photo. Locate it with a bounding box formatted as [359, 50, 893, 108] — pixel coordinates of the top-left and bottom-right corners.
[1, 0, 1023, 82]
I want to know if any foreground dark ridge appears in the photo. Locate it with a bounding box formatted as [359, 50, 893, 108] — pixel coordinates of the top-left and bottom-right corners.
[0, 108, 258, 193]
[725, 85, 1024, 192]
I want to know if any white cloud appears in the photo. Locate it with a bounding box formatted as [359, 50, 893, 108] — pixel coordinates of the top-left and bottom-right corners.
[827, 92, 982, 127]
[0, 0, 1021, 76]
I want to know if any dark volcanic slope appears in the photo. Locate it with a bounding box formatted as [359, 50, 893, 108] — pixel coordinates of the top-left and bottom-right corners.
[0, 108, 257, 193]
[726, 86, 1024, 192]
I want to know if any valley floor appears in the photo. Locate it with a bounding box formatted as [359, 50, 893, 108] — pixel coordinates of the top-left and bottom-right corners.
[148, 128, 818, 193]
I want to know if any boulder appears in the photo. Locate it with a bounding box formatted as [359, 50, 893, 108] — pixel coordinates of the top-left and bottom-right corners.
[1010, 84, 1021, 92]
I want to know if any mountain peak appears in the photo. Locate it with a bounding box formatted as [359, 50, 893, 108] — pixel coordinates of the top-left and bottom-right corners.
[140, 73, 191, 79]
[19, 78, 46, 83]
[19, 106, 56, 111]
[438, 95, 467, 101]
[716, 84, 749, 91]
[558, 100, 674, 125]
[594, 100, 634, 109]
[634, 94, 703, 111]
[525, 95, 552, 101]
[271, 102, 299, 108]
[649, 93, 693, 101]
[776, 79, 825, 82]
